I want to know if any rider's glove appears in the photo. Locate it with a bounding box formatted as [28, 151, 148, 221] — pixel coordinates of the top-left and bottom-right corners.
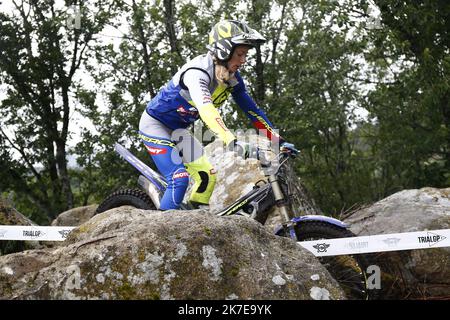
[280, 141, 299, 156]
[228, 140, 251, 159]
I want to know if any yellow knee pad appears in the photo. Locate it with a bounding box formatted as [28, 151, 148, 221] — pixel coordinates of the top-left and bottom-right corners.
[184, 155, 217, 204]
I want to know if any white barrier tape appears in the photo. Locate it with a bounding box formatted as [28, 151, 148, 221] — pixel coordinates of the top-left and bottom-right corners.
[1, 225, 449, 257]
[0, 226, 76, 241]
[298, 228, 450, 257]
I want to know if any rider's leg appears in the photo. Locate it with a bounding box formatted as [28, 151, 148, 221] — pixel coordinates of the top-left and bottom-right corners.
[185, 155, 217, 205]
[139, 113, 189, 210]
[173, 129, 217, 206]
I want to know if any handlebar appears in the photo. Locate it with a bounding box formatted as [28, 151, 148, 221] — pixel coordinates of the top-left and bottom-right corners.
[255, 147, 295, 176]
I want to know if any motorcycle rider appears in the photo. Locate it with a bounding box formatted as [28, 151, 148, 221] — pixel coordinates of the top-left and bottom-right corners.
[139, 19, 298, 210]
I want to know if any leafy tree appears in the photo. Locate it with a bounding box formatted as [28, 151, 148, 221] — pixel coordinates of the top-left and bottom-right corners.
[0, 0, 118, 221]
[363, 0, 450, 193]
[1, 0, 448, 221]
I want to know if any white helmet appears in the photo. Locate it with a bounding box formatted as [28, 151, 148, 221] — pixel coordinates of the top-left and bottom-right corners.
[207, 20, 266, 62]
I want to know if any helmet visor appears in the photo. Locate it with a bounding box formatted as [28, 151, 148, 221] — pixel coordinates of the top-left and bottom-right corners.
[231, 28, 266, 46]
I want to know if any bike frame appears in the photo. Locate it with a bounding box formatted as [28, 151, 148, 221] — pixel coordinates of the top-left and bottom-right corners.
[115, 143, 348, 238]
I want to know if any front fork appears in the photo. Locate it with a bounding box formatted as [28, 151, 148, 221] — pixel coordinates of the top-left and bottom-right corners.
[268, 174, 298, 241]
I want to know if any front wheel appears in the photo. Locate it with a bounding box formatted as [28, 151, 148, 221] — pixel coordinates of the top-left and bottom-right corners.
[288, 221, 377, 300]
[95, 188, 156, 215]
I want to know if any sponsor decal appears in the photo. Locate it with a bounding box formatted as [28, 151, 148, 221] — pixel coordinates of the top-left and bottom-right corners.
[176, 105, 199, 121]
[199, 79, 209, 87]
[249, 111, 280, 139]
[223, 198, 249, 216]
[346, 240, 369, 250]
[215, 117, 228, 131]
[145, 145, 167, 155]
[139, 134, 175, 147]
[199, 79, 211, 102]
[212, 88, 231, 106]
[417, 231, 446, 247]
[22, 230, 45, 238]
[173, 171, 189, 179]
[58, 230, 72, 239]
[382, 237, 401, 247]
[203, 97, 212, 104]
[312, 243, 331, 253]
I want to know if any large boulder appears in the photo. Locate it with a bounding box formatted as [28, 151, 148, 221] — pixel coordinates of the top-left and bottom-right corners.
[0, 198, 41, 256]
[0, 198, 35, 226]
[186, 135, 321, 232]
[51, 205, 98, 227]
[0, 207, 345, 300]
[344, 187, 450, 299]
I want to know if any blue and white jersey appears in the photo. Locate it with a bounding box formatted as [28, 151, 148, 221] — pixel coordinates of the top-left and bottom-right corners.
[146, 53, 229, 128]
[145, 52, 281, 142]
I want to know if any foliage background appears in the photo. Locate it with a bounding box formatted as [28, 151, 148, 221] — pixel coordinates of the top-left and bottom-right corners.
[0, 0, 448, 224]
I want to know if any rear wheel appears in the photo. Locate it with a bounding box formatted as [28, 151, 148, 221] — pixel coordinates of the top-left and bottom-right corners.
[95, 188, 156, 214]
[288, 221, 377, 300]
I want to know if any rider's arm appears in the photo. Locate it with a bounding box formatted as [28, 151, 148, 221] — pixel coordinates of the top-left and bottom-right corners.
[231, 72, 284, 144]
[183, 69, 236, 145]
